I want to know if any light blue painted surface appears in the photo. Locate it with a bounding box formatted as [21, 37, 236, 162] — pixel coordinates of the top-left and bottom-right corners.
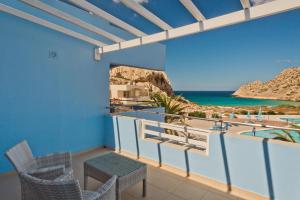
[242, 129, 300, 143]
[104, 108, 164, 150]
[108, 114, 300, 200]
[0, 0, 165, 172]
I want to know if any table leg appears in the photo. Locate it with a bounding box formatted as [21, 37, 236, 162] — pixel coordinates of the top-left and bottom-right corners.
[142, 179, 147, 197]
[84, 175, 88, 190]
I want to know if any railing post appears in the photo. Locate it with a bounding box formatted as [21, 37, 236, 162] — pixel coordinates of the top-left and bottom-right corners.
[140, 120, 145, 139]
[220, 120, 223, 134]
[184, 125, 188, 144]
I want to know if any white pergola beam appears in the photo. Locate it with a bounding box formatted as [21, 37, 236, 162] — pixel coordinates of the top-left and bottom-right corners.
[20, 0, 124, 42]
[240, 0, 251, 9]
[68, 0, 146, 37]
[120, 0, 172, 30]
[0, 3, 106, 47]
[101, 0, 300, 53]
[179, 0, 206, 21]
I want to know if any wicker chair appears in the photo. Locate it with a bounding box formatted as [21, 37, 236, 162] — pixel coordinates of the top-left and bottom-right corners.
[19, 172, 117, 200]
[6, 140, 73, 199]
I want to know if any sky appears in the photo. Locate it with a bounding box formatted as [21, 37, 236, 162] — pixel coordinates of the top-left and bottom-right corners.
[89, 0, 300, 91]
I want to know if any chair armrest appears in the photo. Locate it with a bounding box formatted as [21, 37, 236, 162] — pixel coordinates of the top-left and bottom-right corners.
[28, 165, 65, 180]
[96, 175, 117, 200]
[35, 152, 72, 169]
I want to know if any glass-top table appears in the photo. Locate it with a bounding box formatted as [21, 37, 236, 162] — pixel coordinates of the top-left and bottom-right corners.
[84, 152, 147, 200]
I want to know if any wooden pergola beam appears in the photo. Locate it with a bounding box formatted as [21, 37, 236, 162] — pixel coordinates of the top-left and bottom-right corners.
[101, 0, 300, 53]
[0, 3, 106, 47]
[179, 0, 206, 21]
[240, 0, 251, 9]
[20, 0, 124, 42]
[120, 0, 172, 30]
[68, 0, 146, 37]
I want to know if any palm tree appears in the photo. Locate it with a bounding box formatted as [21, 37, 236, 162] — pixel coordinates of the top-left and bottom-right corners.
[151, 92, 187, 136]
[150, 92, 186, 123]
[271, 125, 300, 143]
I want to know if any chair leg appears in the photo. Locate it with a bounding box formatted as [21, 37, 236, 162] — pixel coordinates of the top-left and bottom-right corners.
[142, 179, 147, 197]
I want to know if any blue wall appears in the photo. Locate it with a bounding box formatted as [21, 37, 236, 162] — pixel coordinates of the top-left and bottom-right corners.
[104, 108, 165, 149]
[109, 115, 300, 200]
[0, 0, 165, 173]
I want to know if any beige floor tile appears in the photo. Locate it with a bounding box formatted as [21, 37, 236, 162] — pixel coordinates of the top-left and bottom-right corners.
[166, 194, 188, 200]
[121, 192, 137, 200]
[204, 186, 244, 200]
[182, 178, 243, 200]
[125, 182, 144, 197]
[147, 167, 164, 184]
[131, 183, 173, 200]
[148, 172, 183, 192]
[171, 181, 208, 200]
[202, 192, 233, 200]
[158, 167, 188, 182]
[84, 177, 103, 191]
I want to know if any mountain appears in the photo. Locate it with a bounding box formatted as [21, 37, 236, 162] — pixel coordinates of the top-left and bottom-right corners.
[110, 65, 173, 95]
[233, 67, 300, 101]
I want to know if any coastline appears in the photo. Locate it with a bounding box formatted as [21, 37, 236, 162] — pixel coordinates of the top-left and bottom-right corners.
[232, 94, 300, 102]
[173, 91, 300, 116]
[174, 91, 300, 108]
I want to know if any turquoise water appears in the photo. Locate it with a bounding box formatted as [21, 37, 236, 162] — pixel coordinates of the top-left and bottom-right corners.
[242, 129, 300, 143]
[174, 91, 300, 107]
[280, 118, 300, 123]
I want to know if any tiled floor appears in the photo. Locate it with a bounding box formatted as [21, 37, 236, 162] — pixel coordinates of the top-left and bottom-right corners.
[0, 148, 243, 200]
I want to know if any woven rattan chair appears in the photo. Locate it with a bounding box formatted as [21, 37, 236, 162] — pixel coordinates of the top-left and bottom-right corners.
[6, 140, 73, 199]
[19, 172, 117, 200]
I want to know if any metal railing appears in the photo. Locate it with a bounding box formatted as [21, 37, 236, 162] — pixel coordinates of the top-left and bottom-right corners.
[140, 119, 211, 153]
[108, 105, 300, 132]
[108, 105, 300, 147]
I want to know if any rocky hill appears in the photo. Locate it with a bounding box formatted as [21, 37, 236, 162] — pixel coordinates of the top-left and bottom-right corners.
[233, 67, 300, 101]
[110, 65, 173, 95]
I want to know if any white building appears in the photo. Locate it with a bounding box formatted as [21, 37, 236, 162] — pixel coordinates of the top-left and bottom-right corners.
[110, 84, 150, 105]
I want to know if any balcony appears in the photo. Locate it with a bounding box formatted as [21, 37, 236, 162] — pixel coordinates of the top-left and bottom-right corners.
[0, 148, 241, 200]
[1, 1, 300, 200]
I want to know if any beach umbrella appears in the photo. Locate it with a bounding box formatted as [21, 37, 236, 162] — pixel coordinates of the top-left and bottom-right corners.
[229, 112, 234, 119]
[257, 107, 263, 122]
[258, 107, 262, 115]
[247, 111, 251, 120]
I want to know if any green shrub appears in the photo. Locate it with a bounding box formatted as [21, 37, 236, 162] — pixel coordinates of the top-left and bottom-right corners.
[188, 111, 206, 118]
[277, 111, 285, 115]
[251, 110, 259, 115]
[239, 110, 248, 115]
[277, 104, 296, 109]
[267, 110, 276, 115]
[211, 113, 221, 119]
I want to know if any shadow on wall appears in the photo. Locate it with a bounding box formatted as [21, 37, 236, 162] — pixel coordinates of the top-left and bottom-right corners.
[263, 138, 275, 200]
[107, 115, 200, 176]
[219, 133, 232, 192]
[218, 134, 275, 198]
[105, 114, 294, 200]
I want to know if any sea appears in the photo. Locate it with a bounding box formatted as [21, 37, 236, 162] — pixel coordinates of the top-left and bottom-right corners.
[174, 91, 300, 107]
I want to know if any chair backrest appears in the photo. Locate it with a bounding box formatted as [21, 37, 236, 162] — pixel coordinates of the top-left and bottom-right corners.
[19, 172, 83, 200]
[5, 140, 36, 173]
